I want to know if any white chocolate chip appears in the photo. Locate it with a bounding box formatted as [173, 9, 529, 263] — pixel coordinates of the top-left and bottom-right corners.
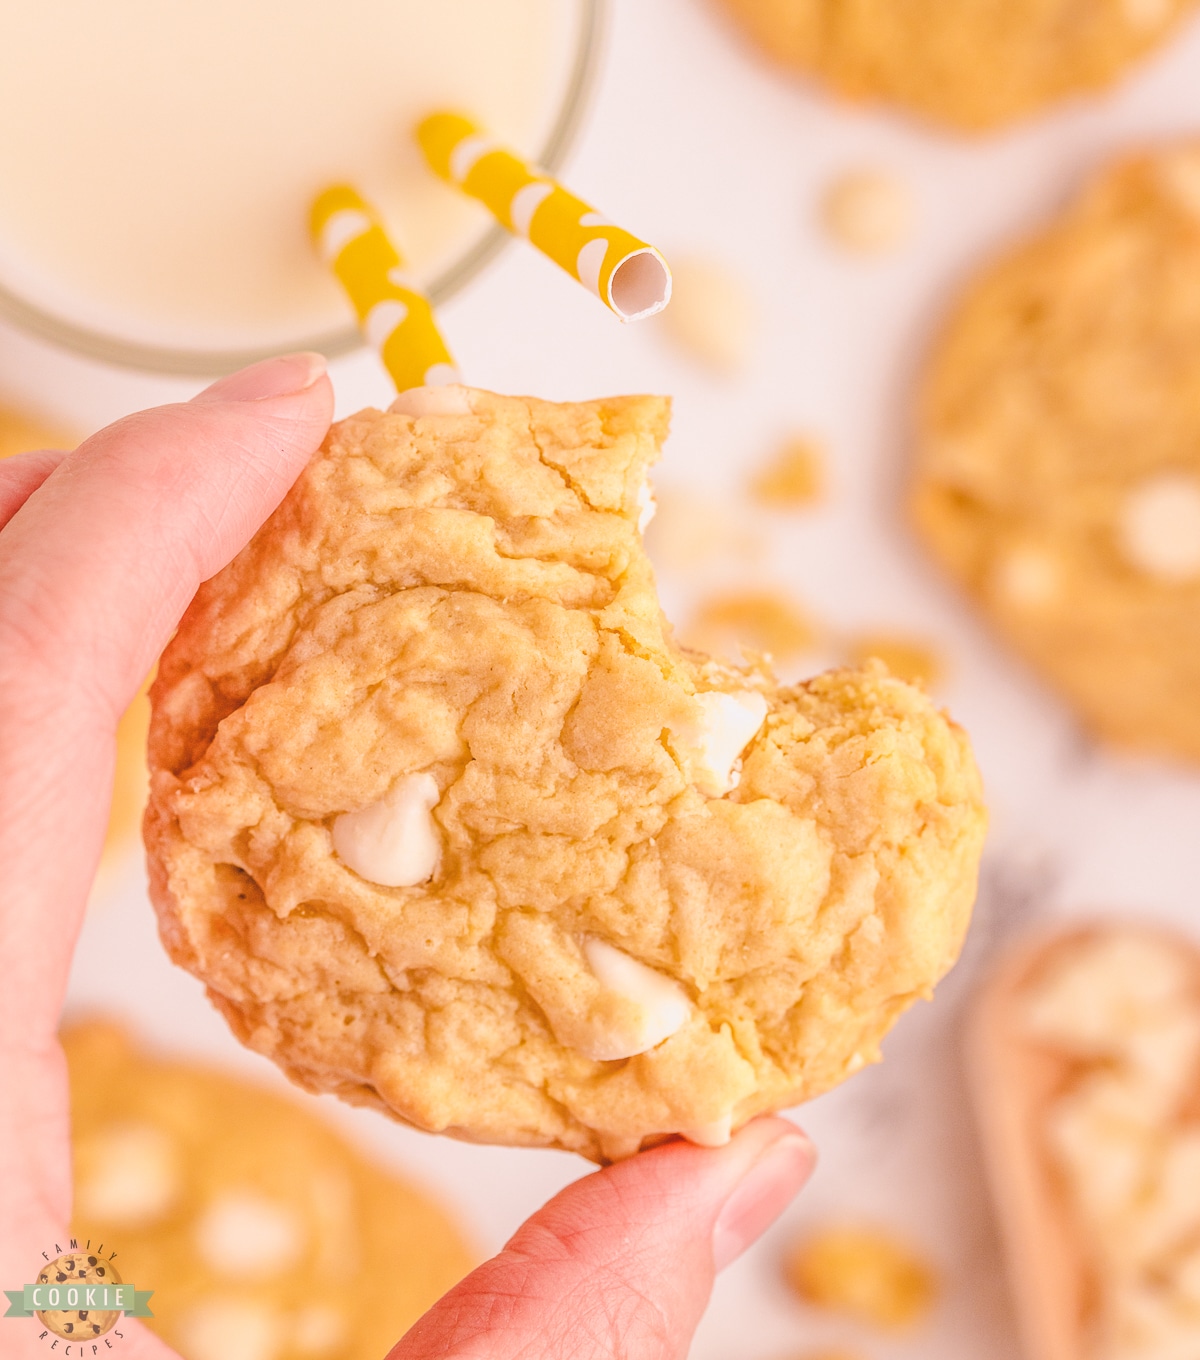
[1117, 473, 1200, 582]
[658, 257, 756, 373]
[681, 1114, 732, 1147]
[1022, 933, 1196, 1057]
[989, 543, 1062, 611]
[194, 1191, 305, 1279]
[1124, 0, 1173, 27]
[75, 1122, 180, 1229]
[637, 481, 657, 533]
[176, 1298, 285, 1360]
[332, 773, 441, 888]
[822, 170, 913, 254]
[292, 1304, 347, 1356]
[580, 938, 691, 1061]
[678, 690, 769, 796]
[1045, 1072, 1155, 1228]
[388, 384, 474, 417]
[1158, 148, 1200, 218]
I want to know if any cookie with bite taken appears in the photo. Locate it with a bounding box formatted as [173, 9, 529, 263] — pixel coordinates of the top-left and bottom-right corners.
[145, 384, 986, 1162]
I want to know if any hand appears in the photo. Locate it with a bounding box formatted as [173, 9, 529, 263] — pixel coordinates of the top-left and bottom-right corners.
[0, 354, 814, 1360]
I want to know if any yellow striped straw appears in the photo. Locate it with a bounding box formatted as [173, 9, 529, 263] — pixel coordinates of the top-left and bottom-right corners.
[310, 185, 460, 392]
[417, 112, 671, 322]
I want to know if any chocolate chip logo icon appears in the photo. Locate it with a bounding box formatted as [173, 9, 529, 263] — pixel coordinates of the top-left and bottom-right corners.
[34, 1254, 122, 1340]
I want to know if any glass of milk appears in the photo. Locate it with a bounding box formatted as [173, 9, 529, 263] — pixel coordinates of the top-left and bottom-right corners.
[0, 0, 603, 372]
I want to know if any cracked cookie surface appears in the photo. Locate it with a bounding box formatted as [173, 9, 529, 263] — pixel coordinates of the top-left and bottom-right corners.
[712, 0, 1198, 131]
[146, 388, 986, 1161]
[914, 146, 1200, 764]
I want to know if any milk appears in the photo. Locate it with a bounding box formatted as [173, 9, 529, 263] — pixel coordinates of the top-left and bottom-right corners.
[0, 0, 571, 351]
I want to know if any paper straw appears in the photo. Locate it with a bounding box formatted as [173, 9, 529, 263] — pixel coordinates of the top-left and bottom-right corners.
[310, 185, 460, 392]
[417, 112, 671, 322]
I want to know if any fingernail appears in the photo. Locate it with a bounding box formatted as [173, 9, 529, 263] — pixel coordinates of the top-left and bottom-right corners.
[712, 1130, 814, 1272]
[195, 352, 327, 404]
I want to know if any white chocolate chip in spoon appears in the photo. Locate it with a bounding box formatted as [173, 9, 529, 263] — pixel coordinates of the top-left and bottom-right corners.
[580, 938, 692, 1061]
[332, 773, 441, 888]
[1118, 473, 1200, 582]
[194, 1191, 305, 1279]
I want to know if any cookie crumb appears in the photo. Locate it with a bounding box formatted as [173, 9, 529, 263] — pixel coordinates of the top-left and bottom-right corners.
[1117, 473, 1200, 582]
[685, 589, 818, 663]
[847, 635, 943, 689]
[785, 1225, 938, 1330]
[657, 257, 756, 372]
[822, 171, 912, 254]
[750, 436, 826, 508]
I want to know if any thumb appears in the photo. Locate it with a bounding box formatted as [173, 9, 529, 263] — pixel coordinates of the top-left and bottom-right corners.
[391, 1119, 814, 1360]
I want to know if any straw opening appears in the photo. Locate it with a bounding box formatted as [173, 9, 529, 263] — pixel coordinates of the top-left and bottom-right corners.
[609, 249, 671, 321]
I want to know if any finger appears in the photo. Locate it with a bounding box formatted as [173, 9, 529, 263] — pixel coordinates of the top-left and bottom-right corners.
[392, 1118, 815, 1360]
[0, 448, 70, 530]
[0, 352, 333, 1044]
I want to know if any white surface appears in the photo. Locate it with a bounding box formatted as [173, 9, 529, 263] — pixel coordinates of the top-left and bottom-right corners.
[9, 0, 1199, 1355]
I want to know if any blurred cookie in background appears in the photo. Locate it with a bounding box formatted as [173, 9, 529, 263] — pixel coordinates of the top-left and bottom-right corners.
[971, 924, 1200, 1360]
[710, 0, 1199, 131]
[0, 402, 144, 888]
[66, 1019, 473, 1360]
[913, 145, 1200, 762]
[0, 398, 73, 461]
[784, 1223, 939, 1332]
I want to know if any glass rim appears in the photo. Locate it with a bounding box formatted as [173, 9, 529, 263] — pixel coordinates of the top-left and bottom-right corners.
[0, 0, 608, 377]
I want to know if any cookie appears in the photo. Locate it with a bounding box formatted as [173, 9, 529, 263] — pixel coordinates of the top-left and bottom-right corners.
[0, 402, 72, 462]
[969, 926, 1200, 1360]
[145, 386, 986, 1162]
[913, 146, 1200, 762]
[784, 1224, 938, 1331]
[65, 1020, 472, 1360]
[712, 0, 1198, 131]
